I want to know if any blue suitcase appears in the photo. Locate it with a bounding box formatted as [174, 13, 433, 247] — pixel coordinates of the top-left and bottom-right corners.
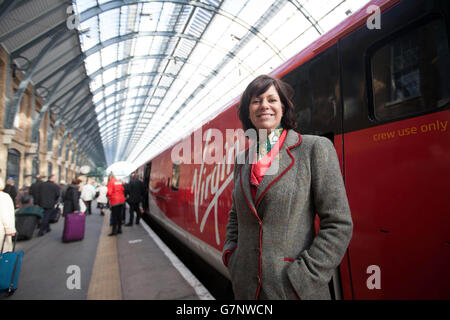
[0, 235, 24, 295]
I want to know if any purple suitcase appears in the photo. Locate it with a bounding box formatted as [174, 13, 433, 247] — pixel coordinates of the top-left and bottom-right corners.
[62, 213, 86, 242]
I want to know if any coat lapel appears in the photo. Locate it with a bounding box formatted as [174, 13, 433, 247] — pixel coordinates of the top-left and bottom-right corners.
[255, 130, 302, 208]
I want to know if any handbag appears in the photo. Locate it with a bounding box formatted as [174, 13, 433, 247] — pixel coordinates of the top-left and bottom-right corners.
[0, 233, 24, 295]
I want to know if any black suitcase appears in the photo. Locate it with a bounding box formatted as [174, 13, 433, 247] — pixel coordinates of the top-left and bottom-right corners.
[15, 215, 39, 240]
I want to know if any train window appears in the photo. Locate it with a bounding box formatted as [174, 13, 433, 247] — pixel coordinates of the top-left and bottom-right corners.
[370, 18, 450, 121]
[171, 162, 180, 191]
[282, 45, 339, 135]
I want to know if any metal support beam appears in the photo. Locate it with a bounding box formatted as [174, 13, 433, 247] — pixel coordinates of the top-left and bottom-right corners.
[4, 28, 70, 129]
[31, 54, 85, 143]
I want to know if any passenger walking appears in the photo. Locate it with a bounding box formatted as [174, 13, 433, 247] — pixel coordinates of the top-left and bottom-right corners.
[106, 173, 125, 236]
[80, 180, 96, 215]
[29, 174, 43, 206]
[96, 183, 108, 216]
[222, 75, 353, 300]
[0, 177, 16, 253]
[37, 175, 61, 237]
[4, 178, 17, 207]
[124, 173, 145, 226]
[63, 178, 82, 217]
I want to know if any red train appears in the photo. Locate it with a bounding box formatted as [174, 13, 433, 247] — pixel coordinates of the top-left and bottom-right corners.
[136, 0, 450, 299]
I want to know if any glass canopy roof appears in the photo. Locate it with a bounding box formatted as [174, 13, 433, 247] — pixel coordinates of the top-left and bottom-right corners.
[74, 0, 371, 169]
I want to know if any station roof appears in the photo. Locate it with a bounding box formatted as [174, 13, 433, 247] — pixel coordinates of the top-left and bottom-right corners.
[0, 0, 371, 169]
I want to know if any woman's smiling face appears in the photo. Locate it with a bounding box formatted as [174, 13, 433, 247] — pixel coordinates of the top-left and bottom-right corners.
[249, 85, 283, 133]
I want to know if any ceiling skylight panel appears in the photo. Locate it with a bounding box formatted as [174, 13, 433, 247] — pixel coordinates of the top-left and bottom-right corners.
[138, 87, 151, 98]
[102, 67, 117, 84]
[95, 102, 105, 114]
[100, 45, 118, 68]
[74, 0, 97, 13]
[302, 0, 343, 21]
[89, 74, 102, 92]
[99, 9, 120, 42]
[236, 0, 273, 27]
[128, 88, 139, 97]
[269, 12, 309, 49]
[138, 13, 158, 32]
[220, 0, 246, 17]
[153, 88, 167, 97]
[318, 1, 366, 32]
[165, 60, 182, 75]
[188, 42, 211, 65]
[175, 38, 196, 59]
[129, 76, 142, 88]
[282, 26, 320, 60]
[148, 37, 165, 55]
[134, 37, 151, 56]
[120, 6, 130, 35]
[159, 76, 173, 87]
[84, 51, 101, 75]
[234, 34, 259, 62]
[258, 12, 291, 48]
[104, 85, 115, 97]
[125, 99, 136, 108]
[105, 96, 115, 107]
[158, 2, 177, 32]
[130, 59, 147, 74]
[78, 17, 99, 51]
[93, 92, 104, 105]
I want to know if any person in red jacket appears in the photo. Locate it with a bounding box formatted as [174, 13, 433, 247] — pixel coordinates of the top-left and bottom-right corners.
[106, 173, 125, 236]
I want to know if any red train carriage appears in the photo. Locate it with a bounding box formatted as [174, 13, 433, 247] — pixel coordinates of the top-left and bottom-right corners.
[136, 0, 450, 299]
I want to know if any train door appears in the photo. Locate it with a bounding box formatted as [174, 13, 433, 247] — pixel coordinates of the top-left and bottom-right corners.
[143, 162, 151, 213]
[340, 0, 450, 299]
[282, 43, 345, 299]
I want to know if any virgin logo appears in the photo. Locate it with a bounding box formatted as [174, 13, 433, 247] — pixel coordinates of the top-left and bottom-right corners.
[171, 127, 267, 245]
[189, 129, 242, 245]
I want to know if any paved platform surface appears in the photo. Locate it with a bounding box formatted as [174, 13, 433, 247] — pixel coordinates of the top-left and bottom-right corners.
[1, 202, 213, 300]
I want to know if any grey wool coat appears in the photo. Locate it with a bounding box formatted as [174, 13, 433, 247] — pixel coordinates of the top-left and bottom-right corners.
[223, 130, 353, 300]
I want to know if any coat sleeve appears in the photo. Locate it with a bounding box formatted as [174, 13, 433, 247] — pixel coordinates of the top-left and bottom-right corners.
[222, 160, 240, 266]
[287, 137, 353, 299]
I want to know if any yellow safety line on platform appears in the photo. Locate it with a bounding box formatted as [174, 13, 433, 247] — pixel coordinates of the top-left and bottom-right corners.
[87, 211, 122, 300]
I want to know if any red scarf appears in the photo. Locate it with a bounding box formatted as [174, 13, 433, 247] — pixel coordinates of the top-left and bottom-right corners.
[250, 129, 287, 201]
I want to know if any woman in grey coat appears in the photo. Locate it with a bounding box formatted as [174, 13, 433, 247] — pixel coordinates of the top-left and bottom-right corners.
[222, 75, 353, 300]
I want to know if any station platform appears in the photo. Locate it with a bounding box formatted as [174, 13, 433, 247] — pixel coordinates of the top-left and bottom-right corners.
[3, 203, 214, 300]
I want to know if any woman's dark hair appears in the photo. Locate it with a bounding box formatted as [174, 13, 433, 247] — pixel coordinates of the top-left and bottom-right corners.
[238, 75, 297, 131]
[72, 178, 82, 185]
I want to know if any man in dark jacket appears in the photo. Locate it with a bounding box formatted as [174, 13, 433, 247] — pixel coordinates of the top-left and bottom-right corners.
[4, 178, 17, 207]
[124, 173, 145, 226]
[30, 174, 43, 206]
[37, 175, 61, 236]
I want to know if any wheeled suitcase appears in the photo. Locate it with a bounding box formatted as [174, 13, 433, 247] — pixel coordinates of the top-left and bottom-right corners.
[15, 215, 39, 240]
[0, 236, 24, 295]
[15, 206, 43, 240]
[62, 213, 86, 242]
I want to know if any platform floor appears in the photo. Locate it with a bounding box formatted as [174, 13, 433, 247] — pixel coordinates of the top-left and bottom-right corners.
[3, 203, 214, 300]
